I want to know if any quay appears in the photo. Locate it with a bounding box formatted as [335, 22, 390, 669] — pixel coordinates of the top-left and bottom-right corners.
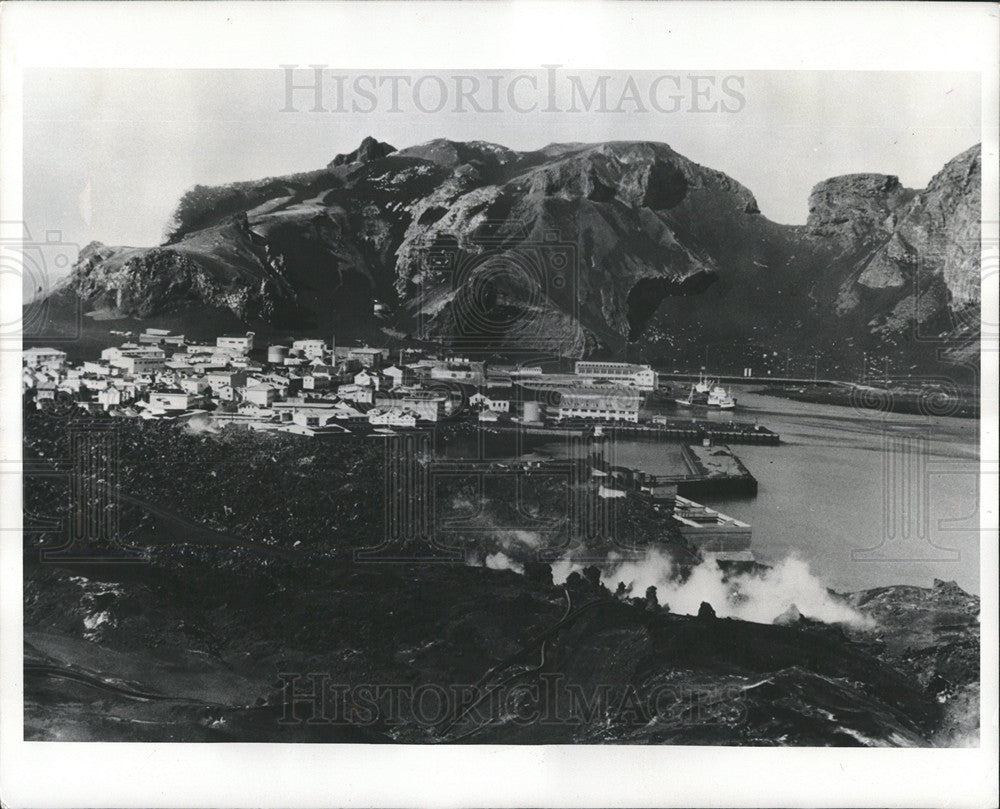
[595, 443, 758, 499]
[482, 418, 779, 445]
[595, 419, 779, 445]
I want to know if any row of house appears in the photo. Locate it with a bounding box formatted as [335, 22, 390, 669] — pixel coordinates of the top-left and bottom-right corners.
[21, 333, 476, 433]
[24, 332, 655, 429]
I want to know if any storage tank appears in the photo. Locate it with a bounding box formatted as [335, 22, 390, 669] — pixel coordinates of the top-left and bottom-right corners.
[267, 345, 289, 364]
[522, 401, 542, 423]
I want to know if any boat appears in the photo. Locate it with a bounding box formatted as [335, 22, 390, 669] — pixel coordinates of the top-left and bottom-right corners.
[707, 384, 737, 409]
[675, 384, 708, 407]
[694, 372, 714, 394]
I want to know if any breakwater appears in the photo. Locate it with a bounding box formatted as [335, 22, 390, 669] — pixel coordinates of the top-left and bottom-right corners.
[483, 419, 780, 445]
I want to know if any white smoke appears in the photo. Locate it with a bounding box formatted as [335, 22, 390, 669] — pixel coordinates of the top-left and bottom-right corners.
[498, 530, 543, 550]
[551, 547, 873, 628]
[183, 413, 218, 434]
[550, 555, 580, 586]
[483, 552, 523, 574]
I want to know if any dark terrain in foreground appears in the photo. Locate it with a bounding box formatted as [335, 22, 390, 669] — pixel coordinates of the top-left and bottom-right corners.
[23, 552, 980, 745]
[23, 412, 980, 745]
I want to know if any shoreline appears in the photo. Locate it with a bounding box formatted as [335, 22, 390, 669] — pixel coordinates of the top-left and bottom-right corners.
[753, 384, 980, 419]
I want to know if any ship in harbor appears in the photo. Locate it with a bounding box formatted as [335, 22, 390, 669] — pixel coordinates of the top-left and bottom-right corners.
[674, 384, 707, 408]
[675, 376, 737, 409]
[675, 372, 711, 407]
[707, 384, 737, 409]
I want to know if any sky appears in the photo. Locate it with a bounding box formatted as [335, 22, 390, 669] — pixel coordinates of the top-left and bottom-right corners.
[23, 68, 980, 268]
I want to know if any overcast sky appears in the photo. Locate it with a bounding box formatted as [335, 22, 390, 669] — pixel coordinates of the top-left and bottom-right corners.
[24, 68, 980, 259]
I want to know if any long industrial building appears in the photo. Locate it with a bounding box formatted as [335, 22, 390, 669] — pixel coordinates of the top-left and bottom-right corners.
[573, 361, 657, 390]
[551, 386, 641, 422]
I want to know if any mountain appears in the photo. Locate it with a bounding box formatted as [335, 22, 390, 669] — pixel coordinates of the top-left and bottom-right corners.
[36, 138, 981, 376]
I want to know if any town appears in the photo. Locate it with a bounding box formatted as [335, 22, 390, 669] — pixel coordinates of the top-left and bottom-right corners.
[21, 329, 777, 441]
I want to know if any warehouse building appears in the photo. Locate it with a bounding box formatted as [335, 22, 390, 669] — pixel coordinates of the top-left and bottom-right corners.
[552, 386, 641, 422]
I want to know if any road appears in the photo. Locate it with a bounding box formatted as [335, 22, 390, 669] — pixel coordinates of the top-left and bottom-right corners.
[654, 371, 850, 387]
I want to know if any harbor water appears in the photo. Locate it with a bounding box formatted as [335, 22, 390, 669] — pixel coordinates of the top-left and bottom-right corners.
[615, 388, 980, 594]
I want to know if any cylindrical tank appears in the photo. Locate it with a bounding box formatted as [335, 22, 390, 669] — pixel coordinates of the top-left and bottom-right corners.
[267, 345, 289, 364]
[522, 401, 542, 422]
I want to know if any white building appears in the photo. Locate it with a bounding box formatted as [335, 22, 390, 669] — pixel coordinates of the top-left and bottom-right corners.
[302, 373, 331, 391]
[139, 328, 185, 346]
[487, 397, 510, 413]
[179, 376, 210, 395]
[102, 345, 166, 362]
[216, 332, 255, 355]
[574, 361, 657, 391]
[22, 347, 67, 369]
[98, 385, 137, 409]
[354, 369, 386, 390]
[553, 387, 641, 422]
[205, 370, 248, 391]
[110, 355, 165, 376]
[243, 383, 277, 407]
[430, 362, 485, 385]
[148, 391, 206, 411]
[382, 365, 413, 388]
[211, 384, 239, 403]
[337, 384, 374, 404]
[292, 339, 326, 359]
[470, 392, 510, 413]
[347, 347, 387, 368]
[82, 360, 112, 376]
[368, 408, 418, 428]
[377, 390, 447, 421]
[81, 376, 110, 392]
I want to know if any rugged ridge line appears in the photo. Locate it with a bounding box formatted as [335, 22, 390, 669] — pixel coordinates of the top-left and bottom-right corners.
[54, 138, 981, 371]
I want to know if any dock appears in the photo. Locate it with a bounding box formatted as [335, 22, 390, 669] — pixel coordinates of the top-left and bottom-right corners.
[598, 419, 780, 445]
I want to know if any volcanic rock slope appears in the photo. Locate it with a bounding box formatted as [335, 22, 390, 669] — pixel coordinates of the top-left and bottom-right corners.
[56, 137, 981, 373]
[24, 550, 978, 745]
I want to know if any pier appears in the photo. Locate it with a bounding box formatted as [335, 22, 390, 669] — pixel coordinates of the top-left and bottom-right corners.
[471, 417, 779, 445]
[596, 419, 780, 445]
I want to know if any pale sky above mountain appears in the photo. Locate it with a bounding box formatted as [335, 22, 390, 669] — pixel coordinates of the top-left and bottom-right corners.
[24, 69, 980, 265]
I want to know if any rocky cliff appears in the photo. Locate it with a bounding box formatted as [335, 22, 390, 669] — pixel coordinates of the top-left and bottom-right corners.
[814, 146, 982, 366]
[53, 138, 981, 374]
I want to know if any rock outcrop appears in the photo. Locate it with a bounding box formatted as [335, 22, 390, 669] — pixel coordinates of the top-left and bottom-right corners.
[860, 146, 981, 302]
[327, 135, 397, 167]
[807, 174, 913, 248]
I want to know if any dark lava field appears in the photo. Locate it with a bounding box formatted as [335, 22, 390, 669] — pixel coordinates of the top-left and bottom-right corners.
[22, 409, 980, 745]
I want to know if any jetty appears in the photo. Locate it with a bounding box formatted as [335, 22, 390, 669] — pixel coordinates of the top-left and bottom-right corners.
[487, 418, 779, 445]
[600, 419, 779, 445]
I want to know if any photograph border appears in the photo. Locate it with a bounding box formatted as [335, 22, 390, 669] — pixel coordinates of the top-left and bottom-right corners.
[1, 2, 997, 807]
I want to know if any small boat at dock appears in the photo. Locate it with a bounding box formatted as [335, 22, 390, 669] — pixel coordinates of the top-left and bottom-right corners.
[674, 384, 708, 407]
[707, 384, 737, 409]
